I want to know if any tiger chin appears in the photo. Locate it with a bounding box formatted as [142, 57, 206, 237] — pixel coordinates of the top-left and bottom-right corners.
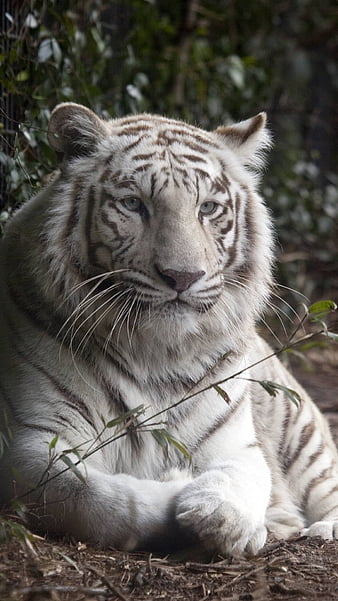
[0, 103, 337, 556]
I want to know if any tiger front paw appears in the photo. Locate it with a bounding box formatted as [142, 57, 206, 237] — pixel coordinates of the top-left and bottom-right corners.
[176, 471, 267, 556]
[301, 520, 338, 540]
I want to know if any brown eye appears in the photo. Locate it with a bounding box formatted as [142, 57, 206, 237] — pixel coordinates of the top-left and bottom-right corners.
[199, 201, 218, 216]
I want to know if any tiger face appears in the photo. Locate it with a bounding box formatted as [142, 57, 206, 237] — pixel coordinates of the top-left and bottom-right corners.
[94, 129, 243, 311]
[47, 104, 273, 341]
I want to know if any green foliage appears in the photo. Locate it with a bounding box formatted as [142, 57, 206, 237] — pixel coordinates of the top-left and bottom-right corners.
[59, 452, 87, 484]
[0, 501, 34, 546]
[104, 404, 145, 429]
[213, 385, 230, 403]
[308, 300, 337, 323]
[151, 429, 191, 461]
[257, 380, 302, 408]
[0, 516, 32, 545]
[1, 0, 337, 296]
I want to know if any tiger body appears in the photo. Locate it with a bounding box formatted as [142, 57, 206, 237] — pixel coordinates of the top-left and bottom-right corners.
[0, 104, 337, 554]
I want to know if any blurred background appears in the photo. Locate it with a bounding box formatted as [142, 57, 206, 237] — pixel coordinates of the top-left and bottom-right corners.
[1, 0, 337, 308]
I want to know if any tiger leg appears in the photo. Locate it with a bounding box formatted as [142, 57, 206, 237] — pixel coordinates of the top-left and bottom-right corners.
[0, 430, 193, 550]
[284, 400, 338, 540]
[265, 482, 305, 539]
[300, 459, 338, 539]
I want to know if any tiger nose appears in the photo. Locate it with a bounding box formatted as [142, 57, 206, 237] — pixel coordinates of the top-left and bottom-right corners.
[155, 266, 205, 292]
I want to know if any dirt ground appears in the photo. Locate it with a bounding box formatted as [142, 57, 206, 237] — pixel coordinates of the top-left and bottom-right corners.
[1, 358, 338, 601]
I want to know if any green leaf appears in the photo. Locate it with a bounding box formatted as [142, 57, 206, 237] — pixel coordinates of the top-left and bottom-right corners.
[296, 340, 328, 352]
[105, 404, 145, 428]
[59, 454, 86, 483]
[48, 435, 58, 450]
[16, 70, 29, 82]
[10, 498, 27, 521]
[67, 448, 84, 464]
[161, 431, 191, 461]
[151, 429, 168, 449]
[258, 380, 278, 397]
[308, 300, 337, 321]
[308, 300, 337, 314]
[213, 385, 230, 403]
[152, 429, 191, 461]
[258, 380, 302, 407]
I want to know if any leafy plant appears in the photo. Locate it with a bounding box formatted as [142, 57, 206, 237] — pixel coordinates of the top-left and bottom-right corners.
[1, 1, 337, 301]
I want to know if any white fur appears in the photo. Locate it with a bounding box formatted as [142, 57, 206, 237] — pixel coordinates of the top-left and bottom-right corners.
[0, 105, 337, 555]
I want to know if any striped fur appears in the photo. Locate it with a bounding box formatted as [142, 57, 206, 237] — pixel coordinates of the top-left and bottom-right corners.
[0, 103, 337, 554]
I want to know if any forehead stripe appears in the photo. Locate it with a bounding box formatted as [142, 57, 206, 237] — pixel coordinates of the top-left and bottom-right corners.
[180, 154, 208, 164]
[117, 125, 153, 136]
[132, 152, 157, 160]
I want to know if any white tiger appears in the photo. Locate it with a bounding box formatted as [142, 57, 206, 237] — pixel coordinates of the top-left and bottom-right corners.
[0, 103, 337, 555]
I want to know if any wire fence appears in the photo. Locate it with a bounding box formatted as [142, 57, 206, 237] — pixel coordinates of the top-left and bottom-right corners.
[1, 1, 21, 209]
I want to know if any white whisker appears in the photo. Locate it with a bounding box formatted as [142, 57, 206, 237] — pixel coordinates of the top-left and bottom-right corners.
[102, 290, 135, 352]
[63, 268, 130, 302]
[58, 281, 123, 348]
[76, 288, 132, 357]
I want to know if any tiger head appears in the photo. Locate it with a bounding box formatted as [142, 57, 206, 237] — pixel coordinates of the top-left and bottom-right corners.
[46, 103, 273, 350]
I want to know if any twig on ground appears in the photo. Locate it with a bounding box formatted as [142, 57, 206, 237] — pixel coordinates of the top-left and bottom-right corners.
[16, 585, 110, 596]
[85, 563, 130, 601]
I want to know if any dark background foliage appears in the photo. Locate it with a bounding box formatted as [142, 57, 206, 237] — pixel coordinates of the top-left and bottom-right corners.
[1, 0, 337, 302]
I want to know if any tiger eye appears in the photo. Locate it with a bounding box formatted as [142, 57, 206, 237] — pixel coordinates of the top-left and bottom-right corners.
[121, 197, 142, 212]
[199, 201, 218, 215]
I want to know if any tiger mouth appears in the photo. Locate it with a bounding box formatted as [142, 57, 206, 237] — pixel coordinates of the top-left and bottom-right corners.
[90, 275, 219, 314]
[139, 297, 217, 314]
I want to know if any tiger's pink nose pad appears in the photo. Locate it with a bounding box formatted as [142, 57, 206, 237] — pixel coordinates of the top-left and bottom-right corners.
[155, 267, 205, 292]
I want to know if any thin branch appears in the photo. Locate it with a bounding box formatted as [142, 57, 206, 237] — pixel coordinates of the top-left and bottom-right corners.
[16, 585, 111, 596]
[86, 564, 131, 601]
[15, 319, 333, 500]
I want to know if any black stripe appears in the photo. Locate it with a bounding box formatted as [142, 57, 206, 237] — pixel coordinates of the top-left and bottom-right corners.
[190, 413, 230, 452]
[279, 401, 292, 458]
[99, 377, 143, 451]
[134, 162, 153, 172]
[0, 383, 57, 436]
[64, 176, 82, 242]
[301, 463, 335, 510]
[124, 138, 149, 153]
[303, 444, 324, 470]
[93, 339, 138, 384]
[150, 173, 157, 198]
[181, 154, 208, 164]
[85, 185, 98, 267]
[6, 319, 97, 432]
[132, 152, 157, 161]
[284, 421, 315, 471]
[117, 125, 153, 136]
[224, 192, 240, 268]
[190, 395, 245, 452]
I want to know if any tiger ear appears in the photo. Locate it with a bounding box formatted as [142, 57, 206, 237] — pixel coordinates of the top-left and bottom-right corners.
[213, 113, 271, 168]
[47, 103, 108, 159]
